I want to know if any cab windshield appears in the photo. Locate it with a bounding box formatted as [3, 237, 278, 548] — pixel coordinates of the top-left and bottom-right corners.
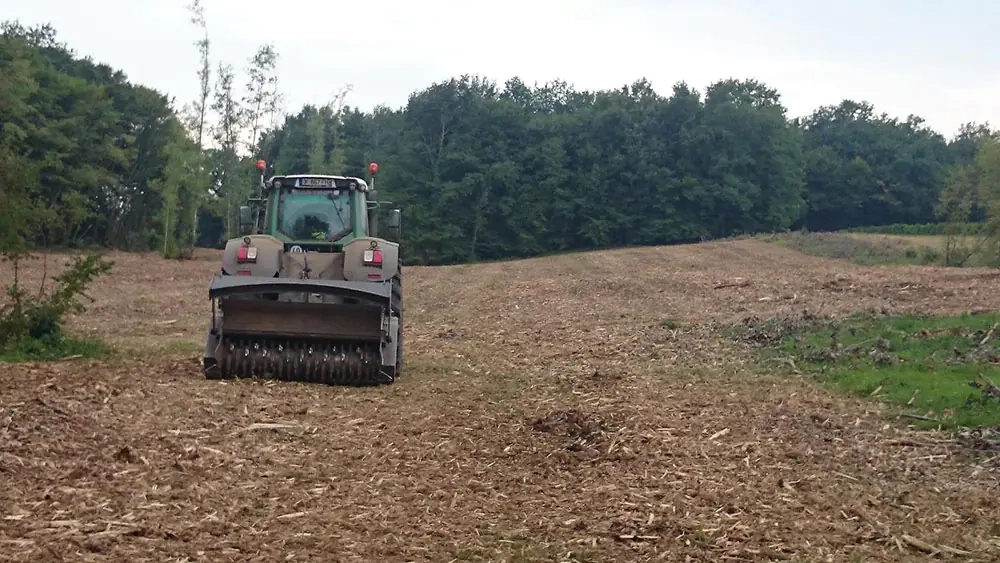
[276, 188, 352, 241]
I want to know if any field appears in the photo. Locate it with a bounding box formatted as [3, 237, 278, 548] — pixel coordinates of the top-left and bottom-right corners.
[2, 239, 1000, 562]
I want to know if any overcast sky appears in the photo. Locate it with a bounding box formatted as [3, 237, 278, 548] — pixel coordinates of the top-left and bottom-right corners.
[2, 0, 997, 137]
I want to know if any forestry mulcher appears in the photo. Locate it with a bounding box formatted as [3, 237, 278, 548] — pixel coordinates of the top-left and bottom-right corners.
[202, 160, 403, 386]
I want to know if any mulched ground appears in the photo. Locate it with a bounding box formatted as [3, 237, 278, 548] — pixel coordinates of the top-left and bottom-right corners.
[1, 239, 999, 562]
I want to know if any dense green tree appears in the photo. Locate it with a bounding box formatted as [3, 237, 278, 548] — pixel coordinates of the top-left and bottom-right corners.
[797, 101, 950, 230]
[309, 75, 812, 263]
[0, 21, 207, 253]
[3, 19, 999, 268]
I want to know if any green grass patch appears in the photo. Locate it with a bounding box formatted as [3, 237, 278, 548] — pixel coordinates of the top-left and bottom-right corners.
[764, 229, 1000, 268]
[845, 222, 988, 237]
[763, 231, 943, 266]
[0, 333, 113, 362]
[756, 312, 1000, 430]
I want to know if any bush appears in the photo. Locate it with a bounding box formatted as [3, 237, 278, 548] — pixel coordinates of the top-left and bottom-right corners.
[0, 253, 114, 359]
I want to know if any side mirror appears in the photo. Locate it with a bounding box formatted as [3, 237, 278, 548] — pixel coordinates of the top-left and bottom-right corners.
[387, 209, 401, 230]
[239, 205, 253, 233]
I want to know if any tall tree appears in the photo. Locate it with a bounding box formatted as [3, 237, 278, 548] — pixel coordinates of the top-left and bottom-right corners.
[242, 43, 280, 153]
[183, 0, 212, 251]
[308, 85, 352, 173]
[210, 62, 244, 238]
[185, 0, 211, 149]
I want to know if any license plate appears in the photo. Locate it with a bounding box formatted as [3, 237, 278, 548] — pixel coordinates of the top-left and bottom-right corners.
[300, 177, 334, 187]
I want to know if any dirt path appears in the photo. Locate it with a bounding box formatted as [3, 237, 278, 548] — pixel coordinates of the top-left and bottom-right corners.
[1, 240, 998, 562]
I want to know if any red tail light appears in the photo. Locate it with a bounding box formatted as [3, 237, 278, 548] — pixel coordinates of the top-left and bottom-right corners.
[236, 246, 257, 263]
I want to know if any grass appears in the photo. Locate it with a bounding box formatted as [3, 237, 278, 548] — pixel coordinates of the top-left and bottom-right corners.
[759, 312, 1000, 430]
[764, 229, 999, 268]
[764, 231, 943, 266]
[845, 221, 989, 237]
[0, 332, 113, 362]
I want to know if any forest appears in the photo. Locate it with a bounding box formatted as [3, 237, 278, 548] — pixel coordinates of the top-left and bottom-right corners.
[2, 14, 999, 266]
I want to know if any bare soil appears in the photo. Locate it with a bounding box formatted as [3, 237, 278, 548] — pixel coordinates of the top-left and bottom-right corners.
[2, 240, 999, 562]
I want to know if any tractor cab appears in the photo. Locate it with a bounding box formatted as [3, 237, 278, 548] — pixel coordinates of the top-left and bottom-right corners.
[239, 161, 401, 252]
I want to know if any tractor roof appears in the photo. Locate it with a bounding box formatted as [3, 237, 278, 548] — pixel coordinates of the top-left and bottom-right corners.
[266, 174, 371, 192]
[278, 174, 363, 180]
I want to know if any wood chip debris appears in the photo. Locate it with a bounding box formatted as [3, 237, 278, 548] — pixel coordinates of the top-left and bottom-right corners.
[1, 241, 999, 561]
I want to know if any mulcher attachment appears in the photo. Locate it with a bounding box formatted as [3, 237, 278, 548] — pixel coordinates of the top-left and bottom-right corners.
[203, 275, 401, 386]
[214, 338, 387, 385]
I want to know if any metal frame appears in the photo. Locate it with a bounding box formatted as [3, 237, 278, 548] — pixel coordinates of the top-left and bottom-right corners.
[208, 275, 390, 301]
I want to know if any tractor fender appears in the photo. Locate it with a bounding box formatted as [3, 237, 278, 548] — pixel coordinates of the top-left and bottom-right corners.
[343, 237, 399, 282]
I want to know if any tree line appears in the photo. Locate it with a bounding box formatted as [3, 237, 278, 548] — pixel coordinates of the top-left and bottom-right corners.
[2, 14, 999, 267]
[0, 3, 280, 259]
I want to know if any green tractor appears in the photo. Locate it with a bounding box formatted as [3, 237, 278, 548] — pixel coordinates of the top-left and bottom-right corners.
[202, 160, 404, 386]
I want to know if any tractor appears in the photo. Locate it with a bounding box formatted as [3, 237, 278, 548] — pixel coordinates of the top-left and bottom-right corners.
[202, 160, 403, 385]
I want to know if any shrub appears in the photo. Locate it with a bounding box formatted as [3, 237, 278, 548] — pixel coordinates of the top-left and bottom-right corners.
[0, 253, 114, 353]
[0, 141, 114, 360]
